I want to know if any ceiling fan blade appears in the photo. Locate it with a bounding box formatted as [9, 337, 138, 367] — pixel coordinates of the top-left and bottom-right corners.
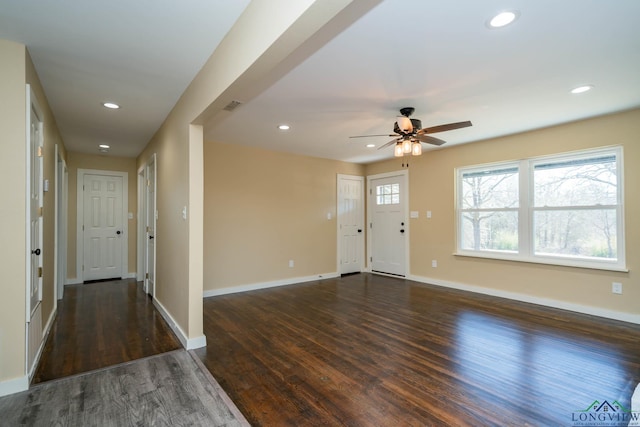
[418, 120, 472, 135]
[377, 138, 400, 150]
[349, 134, 399, 138]
[415, 134, 447, 146]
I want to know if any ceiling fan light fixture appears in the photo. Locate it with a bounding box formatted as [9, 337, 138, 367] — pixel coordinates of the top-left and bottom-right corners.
[366, 143, 376, 148]
[102, 102, 120, 109]
[488, 11, 518, 28]
[402, 138, 412, 154]
[396, 116, 413, 133]
[394, 142, 404, 157]
[277, 124, 290, 130]
[412, 141, 422, 156]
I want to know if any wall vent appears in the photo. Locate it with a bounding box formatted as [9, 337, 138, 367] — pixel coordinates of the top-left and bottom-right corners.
[223, 100, 243, 112]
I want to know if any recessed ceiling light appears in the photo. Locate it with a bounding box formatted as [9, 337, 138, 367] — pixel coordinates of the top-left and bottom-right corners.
[278, 124, 290, 130]
[571, 85, 594, 94]
[366, 144, 376, 148]
[488, 11, 518, 28]
[102, 102, 120, 109]
[99, 144, 110, 149]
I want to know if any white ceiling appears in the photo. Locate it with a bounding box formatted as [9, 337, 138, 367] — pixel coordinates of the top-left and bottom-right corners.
[2, 1, 640, 163]
[0, 0, 250, 157]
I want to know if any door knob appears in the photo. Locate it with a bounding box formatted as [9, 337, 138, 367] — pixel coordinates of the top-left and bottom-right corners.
[31, 248, 41, 256]
[400, 229, 405, 233]
[116, 230, 121, 235]
[149, 236, 154, 240]
[357, 229, 362, 233]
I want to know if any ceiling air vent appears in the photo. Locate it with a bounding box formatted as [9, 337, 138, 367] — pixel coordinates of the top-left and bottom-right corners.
[223, 100, 243, 112]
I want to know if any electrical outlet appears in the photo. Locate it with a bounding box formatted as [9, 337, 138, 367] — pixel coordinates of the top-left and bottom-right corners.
[289, 260, 294, 268]
[431, 260, 437, 268]
[612, 282, 623, 294]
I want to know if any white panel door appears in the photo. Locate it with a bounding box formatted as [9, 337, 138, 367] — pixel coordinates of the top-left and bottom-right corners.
[28, 90, 43, 315]
[145, 157, 156, 296]
[370, 175, 407, 276]
[338, 175, 364, 274]
[83, 174, 124, 281]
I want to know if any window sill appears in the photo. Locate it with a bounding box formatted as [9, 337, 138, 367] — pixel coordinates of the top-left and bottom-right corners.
[453, 251, 629, 273]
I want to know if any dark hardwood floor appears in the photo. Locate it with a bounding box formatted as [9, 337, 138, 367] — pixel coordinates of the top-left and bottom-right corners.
[33, 279, 181, 384]
[194, 273, 640, 426]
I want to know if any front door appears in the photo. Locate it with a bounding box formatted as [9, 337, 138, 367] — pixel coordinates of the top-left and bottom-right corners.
[338, 175, 364, 274]
[83, 173, 124, 281]
[369, 173, 408, 276]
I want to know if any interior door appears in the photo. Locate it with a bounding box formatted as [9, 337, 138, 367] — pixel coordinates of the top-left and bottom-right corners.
[145, 156, 156, 296]
[29, 92, 43, 314]
[338, 175, 364, 274]
[370, 174, 407, 276]
[83, 174, 124, 281]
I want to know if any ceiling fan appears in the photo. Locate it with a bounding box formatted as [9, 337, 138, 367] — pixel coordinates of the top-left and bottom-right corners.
[350, 107, 472, 156]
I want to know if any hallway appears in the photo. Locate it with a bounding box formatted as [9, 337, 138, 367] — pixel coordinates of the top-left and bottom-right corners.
[33, 279, 181, 384]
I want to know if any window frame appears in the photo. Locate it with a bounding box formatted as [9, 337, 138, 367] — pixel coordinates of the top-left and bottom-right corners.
[455, 146, 626, 272]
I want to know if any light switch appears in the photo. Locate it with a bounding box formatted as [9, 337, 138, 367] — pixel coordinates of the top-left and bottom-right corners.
[181, 206, 187, 220]
[426, 211, 432, 219]
[410, 211, 419, 218]
[128, 212, 134, 220]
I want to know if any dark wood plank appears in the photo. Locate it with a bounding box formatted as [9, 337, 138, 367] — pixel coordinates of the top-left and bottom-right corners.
[194, 273, 640, 426]
[33, 279, 181, 384]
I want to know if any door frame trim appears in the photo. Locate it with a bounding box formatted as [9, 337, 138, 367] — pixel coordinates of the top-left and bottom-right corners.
[336, 174, 365, 274]
[76, 169, 129, 282]
[366, 170, 410, 277]
[143, 154, 157, 297]
[136, 166, 145, 283]
[54, 144, 68, 302]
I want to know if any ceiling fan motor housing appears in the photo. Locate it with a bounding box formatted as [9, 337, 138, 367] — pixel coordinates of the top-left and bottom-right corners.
[394, 118, 422, 135]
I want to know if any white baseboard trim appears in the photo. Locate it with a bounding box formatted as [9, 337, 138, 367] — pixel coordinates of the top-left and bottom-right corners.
[152, 298, 206, 350]
[0, 375, 28, 398]
[203, 272, 340, 298]
[408, 274, 640, 325]
[28, 306, 57, 381]
[124, 272, 137, 279]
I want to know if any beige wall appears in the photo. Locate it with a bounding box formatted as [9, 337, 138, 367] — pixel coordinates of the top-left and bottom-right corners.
[66, 152, 137, 280]
[366, 109, 639, 317]
[0, 40, 67, 388]
[0, 39, 28, 385]
[203, 141, 364, 290]
[136, 0, 365, 343]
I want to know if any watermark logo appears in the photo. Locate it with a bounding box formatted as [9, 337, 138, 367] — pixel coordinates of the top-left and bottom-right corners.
[572, 399, 640, 426]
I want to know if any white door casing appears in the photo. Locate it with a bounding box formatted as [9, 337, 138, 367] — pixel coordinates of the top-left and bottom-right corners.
[55, 145, 68, 300]
[337, 174, 364, 274]
[137, 169, 144, 283]
[144, 155, 157, 296]
[367, 171, 409, 277]
[76, 169, 128, 282]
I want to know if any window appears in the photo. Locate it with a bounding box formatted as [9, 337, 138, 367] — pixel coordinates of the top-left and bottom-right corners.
[459, 165, 519, 252]
[376, 183, 400, 205]
[456, 147, 625, 270]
